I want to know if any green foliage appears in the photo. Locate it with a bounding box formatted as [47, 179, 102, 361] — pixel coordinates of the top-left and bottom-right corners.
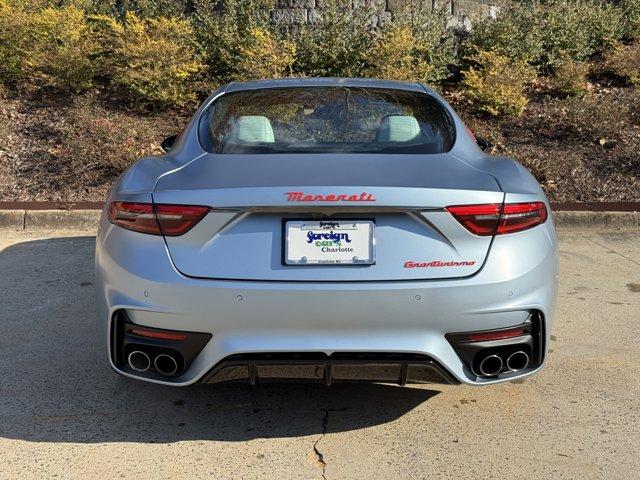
[192, 0, 273, 82]
[111, 12, 204, 106]
[236, 27, 296, 80]
[620, 0, 640, 41]
[462, 50, 537, 116]
[293, 0, 377, 77]
[470, 0, 624, 71]
[365, 26, 440, 82]
[1, 0, 639, 111]
[27, 5, 102, 91]
[364, 1, 455, 83]
[0, 0, 31, 81]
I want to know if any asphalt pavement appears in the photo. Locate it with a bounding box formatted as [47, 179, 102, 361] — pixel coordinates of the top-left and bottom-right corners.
[0, 227, 638, 479]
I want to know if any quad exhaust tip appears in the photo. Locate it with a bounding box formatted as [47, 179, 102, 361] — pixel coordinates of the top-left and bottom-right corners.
[154, 354, 178, 376]
[507, 351, 530, 372]
[478, 354, 503, 377]
[128, 350, 151, 372]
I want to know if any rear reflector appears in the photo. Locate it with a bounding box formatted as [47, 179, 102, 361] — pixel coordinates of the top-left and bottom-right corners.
[465, 327, 528, 342]
[130, 328, 188, 341]
[108, 202, 210, 236]
[446, 202, 547, 236]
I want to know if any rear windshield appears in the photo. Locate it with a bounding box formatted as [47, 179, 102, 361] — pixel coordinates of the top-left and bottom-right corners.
[199, 87, 455, 154]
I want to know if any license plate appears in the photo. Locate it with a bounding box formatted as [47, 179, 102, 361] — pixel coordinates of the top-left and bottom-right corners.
[285, 220, 375, 265]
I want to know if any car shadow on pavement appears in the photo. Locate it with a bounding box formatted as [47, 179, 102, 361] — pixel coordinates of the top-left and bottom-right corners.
[0, 236, 440, 444]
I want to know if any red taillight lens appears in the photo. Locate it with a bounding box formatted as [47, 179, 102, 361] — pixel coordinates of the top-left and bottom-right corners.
[445, 203, 502, 236]
[154, 204, 211, 236]
[108, 202, 210, 236]
[446, 202, 547, 236]
[108, 202, 160, 235]
[498, 202, 548, 234]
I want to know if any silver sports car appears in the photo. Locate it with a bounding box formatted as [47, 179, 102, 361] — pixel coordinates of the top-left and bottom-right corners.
[95, 78, 558, 387]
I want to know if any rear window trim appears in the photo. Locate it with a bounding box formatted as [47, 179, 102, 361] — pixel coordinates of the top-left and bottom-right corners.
[197, 85, 457, 155]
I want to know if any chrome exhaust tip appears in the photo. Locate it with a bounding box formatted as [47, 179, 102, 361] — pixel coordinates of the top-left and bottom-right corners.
[154, 354, 178, 376]
[478, 354, 503, 376]
[128, 350, 151, 372]
[506, 351, 530, 372]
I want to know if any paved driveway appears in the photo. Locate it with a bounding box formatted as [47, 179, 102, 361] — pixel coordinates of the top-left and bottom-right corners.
[0, 228, 638, 479]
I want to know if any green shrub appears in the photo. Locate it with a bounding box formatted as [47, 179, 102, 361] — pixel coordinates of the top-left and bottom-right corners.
[365, 26, 438, 82]
[605, 44, 640, 85]
[27, 5, 102, 91]
[115, 0, 188, 17]
[0, 2, 106, 90]
[293, 0, 376, 77]
[462, 50, 537, 116]
[620, 0, 640, 41]
[551, 60, 590, 96]
[112, 12, 203, 106]
[236, 27, 296, 80]
[0, 0, 31, 81]
[470, 0, 624, 72]
[364, 1, 455, 83]
[192, 0, 273, 82]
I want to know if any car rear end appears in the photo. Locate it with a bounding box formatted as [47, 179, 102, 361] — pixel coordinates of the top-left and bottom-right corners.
[95, 79, 558, 387]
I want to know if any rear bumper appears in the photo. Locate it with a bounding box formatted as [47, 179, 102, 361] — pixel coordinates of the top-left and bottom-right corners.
[96, 216, 558, 387]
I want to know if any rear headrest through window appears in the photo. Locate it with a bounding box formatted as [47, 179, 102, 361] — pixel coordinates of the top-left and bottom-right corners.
[227, 116, 275, 143]
[376, 115, 420, 142]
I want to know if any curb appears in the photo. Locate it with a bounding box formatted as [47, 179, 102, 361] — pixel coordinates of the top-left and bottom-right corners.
[1, 209, 639, 231]
[0, 209, 101, 231]
[552, 211, 640, 229]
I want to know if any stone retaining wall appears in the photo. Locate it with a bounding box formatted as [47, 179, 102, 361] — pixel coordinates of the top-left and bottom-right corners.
[271, 0, 504, 28]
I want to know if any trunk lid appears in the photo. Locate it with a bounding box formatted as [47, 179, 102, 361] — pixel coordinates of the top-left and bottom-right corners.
[154, 154, 503, 281]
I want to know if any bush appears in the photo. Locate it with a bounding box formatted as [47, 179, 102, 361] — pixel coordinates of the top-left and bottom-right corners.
[551, 60, 590, 96]
[365, 26, 437, 82]
[365, 2, 455, 83]
[0, 2, 107, 90]
[293, 0, 376, 77]
[192, 0, 273, 82]
[26, 5, 103, 91]
[0, 0, 31, 81]
[620, 0, 640, 41]
[236, 27, 295, 80]
[605, 44, 640, 86]
[462, 50, 537, 116]
[111, 12, 203, 106]
[470, 0, 624, 72]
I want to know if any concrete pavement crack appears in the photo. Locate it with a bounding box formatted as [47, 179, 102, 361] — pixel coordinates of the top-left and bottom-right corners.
[313, 408, 347, 480]
[313, 409, 329, 480]
[576, 232, 640, 266]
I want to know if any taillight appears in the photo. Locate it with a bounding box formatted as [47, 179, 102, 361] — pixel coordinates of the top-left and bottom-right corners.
[108, 202, 160, 235]
[446, 202, 547, 236]
[108, 202, 210, 236]
[154, 204, 211, 236]
[498, 202, 548, 234]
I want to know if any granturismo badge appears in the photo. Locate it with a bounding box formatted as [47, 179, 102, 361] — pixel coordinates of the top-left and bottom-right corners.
[404, 260, 477, 268]
[285, 191, 376, 202]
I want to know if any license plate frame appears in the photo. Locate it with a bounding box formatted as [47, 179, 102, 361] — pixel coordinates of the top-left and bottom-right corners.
[283, 219, 376, 266]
